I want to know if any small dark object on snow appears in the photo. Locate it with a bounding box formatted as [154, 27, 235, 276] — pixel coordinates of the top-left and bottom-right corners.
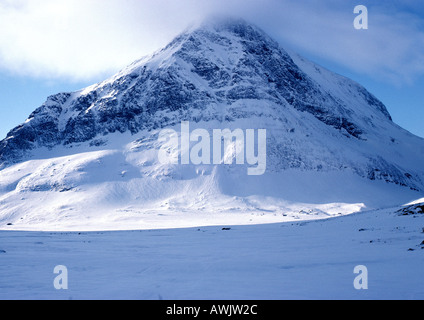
[0, 250, 6, 253]
[408, 248, 415, 251]
[6, 223, 12, 226]
[398, 204, 424, 216]
[222, 228, 231, 231]
[420, 240, 424, 246]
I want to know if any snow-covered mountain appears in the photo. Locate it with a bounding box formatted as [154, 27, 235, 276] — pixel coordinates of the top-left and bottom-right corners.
[0, 18, 423, 231]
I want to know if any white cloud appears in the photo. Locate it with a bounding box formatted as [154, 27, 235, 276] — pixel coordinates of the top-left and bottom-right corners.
[0, 0, 206, 80]
[0, 0, 423, 84]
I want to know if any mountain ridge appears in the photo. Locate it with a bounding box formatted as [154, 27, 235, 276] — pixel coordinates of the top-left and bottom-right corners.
[1, 18, 395, 160]
[0, 18, 423, 231]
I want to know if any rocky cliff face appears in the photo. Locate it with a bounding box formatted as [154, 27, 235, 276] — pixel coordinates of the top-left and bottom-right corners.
[0, 18, 423, 191]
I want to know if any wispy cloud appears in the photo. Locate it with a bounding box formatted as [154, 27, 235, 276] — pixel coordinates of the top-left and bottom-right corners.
[261, 0, 424, 85]
[0, 0, 423, 84]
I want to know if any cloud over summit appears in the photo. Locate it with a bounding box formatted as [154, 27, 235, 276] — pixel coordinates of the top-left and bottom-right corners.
[0, 0, 423, 84]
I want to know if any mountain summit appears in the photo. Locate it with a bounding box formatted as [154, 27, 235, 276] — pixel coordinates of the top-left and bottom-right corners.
[0, 18, 423, 230]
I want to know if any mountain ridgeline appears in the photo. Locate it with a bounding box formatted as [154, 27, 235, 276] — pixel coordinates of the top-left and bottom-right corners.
[0, 18, 423, 192]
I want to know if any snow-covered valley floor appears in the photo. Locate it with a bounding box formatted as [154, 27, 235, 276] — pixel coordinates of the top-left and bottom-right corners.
[1, 205, 423, 300]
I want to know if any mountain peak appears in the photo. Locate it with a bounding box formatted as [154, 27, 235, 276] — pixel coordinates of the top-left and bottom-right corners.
[185, 15, 264, 34]
[202, 16, 272, 38]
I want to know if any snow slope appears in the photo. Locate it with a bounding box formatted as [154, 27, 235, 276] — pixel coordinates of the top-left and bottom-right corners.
[0, 126, 421, 231]
[0, 204, 423, 300]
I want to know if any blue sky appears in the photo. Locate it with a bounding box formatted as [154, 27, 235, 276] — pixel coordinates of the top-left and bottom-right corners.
[0, 0, 423, 139]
